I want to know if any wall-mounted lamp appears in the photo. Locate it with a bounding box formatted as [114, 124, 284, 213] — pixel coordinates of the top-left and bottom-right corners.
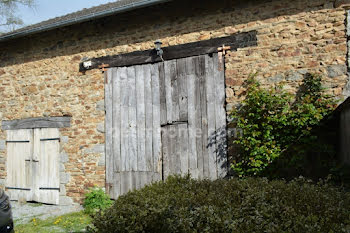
[154, 40, 164, 61]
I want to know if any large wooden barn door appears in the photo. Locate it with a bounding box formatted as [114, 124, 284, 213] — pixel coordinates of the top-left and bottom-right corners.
[105, 63, 162, 199]
[5, 129, 33, 201]
[161, 54, 227, 180]
[105, 53, 227, 199]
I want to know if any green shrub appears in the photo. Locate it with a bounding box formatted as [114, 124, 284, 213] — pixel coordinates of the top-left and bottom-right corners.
[89, 176, 350, 233]
[231, 73, 336, 177]
[83, 187, 113, 215]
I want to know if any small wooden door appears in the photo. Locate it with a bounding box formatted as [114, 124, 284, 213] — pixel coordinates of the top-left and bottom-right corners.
[5, 128, 60, 205]
[105, 53, 227, 199]
[33, 128, 60, 205]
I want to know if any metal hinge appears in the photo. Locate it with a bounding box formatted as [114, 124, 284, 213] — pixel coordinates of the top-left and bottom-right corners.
[39, 187, 60, 191]
[40, 138, 60, 142]
[5, 187, 30, 191]
[6, 140, 30, 143]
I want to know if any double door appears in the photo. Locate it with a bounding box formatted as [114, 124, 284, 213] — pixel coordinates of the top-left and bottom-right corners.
[105, 53, 227, 199]
[5, 128, 60, 205]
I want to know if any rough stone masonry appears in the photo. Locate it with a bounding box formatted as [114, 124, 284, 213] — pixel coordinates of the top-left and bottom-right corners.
[0, 0, 349, 203]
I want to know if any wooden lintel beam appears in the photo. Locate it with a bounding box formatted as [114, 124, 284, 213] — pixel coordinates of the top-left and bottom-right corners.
[79, 30, 257, 71]
[2, 117, 71, 130]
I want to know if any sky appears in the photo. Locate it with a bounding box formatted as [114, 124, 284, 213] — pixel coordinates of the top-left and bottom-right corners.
[15, 0, 116, 28]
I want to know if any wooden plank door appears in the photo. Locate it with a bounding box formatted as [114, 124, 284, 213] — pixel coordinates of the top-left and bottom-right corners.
[5, 129, 33, 201]
[105, 63, 162, 199]
[162, 54, 227, 180]
[33, 128, 60, 205]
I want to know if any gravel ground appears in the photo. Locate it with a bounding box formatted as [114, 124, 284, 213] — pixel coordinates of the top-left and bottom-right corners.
[11, 201, 83, 225]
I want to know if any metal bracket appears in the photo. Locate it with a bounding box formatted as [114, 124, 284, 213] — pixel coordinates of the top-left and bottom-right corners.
[99, 63, 110, 72]
[217, 45, 231, 55]
[217, 44, 230, 71]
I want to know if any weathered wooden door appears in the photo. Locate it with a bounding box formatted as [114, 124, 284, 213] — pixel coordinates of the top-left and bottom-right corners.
[105, 53, 227, 199]
[33, 128, 60, 205]
[161, 54, 227, 180]
[5, 129, 33, 201]
[105, 63, 162, 199]
[6, 128, 60, 204]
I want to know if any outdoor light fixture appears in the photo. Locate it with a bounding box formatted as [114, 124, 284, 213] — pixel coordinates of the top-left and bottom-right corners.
[154, 39, 164, 61]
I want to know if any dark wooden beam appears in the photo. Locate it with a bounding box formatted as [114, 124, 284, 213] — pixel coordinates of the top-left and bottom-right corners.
[2, 117, 71, 130]
[79, 30, 257, 71]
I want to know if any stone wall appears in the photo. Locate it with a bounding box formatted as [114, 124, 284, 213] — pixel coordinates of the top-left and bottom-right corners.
[0, 0, 348, 203]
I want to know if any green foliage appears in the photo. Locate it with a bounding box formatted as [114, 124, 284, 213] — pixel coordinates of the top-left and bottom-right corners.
[89, 176, 350, 233]
[83, 187, 113, 215]
[0, 0, 34, 32]
[231, 73, 336, 177]
[15, 211, 91, 233]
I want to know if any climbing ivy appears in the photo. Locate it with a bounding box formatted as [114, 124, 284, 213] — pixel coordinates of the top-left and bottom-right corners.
[231, 73, 336, 177]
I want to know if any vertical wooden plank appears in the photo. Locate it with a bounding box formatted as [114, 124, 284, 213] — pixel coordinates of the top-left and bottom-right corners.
[158, 63, 167, 126]
[164, 60, 176, 124]
[120, 172, 130, 196]
[161, 126, 170, 179]
[105, 69, 114, 184]
[176, 58, 188, 122]
[178, 124, 189, 175]
[206, 54, 218, 180]
[199, 55, 209, 178]
[144, 64, 153, 171]
[151, 63, 162, 179]
[174, 125, 182, 175]
[213, 53, 227, 178]
[171, 64, 180, 123]
[112, 68, 121, 173]
[120, 67, 129, 172]
[128, 66, 137, 172]
[194, 56, 204, 179]
[136, 65, 146, 172]
[112, 172, 120, 199]
[186, 57, 199, 178]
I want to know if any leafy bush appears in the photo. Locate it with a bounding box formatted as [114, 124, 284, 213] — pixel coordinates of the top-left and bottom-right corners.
[83, 187, 113, 215]
[89, 176, 350, 233]
[231, 73, 336, 177]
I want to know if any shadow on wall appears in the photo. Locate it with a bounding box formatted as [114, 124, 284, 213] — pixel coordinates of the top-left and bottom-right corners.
[0, 0, 338, 68]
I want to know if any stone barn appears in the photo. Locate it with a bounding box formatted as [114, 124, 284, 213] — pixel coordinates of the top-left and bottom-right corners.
[0, 0, 349, 205]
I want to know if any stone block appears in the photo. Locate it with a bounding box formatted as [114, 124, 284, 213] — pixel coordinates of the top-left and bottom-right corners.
[96, 100, 105, 111]
[0, 140, 5, 151]
[97, 122, 105, 133]
[59, 184, 66, 196]
[61, 136, 69, 144]
[60, 152, 69, 163]
[268, 74, 284, 83]
[98, 153, 106, 166]
[286, 70, 305, 81]
[327, 65, 347, 78]
[60, 163, 65, 172]
[59, 196, 73, 206]
[83, 144, 105, 155]
[60, 172, 71, 184]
